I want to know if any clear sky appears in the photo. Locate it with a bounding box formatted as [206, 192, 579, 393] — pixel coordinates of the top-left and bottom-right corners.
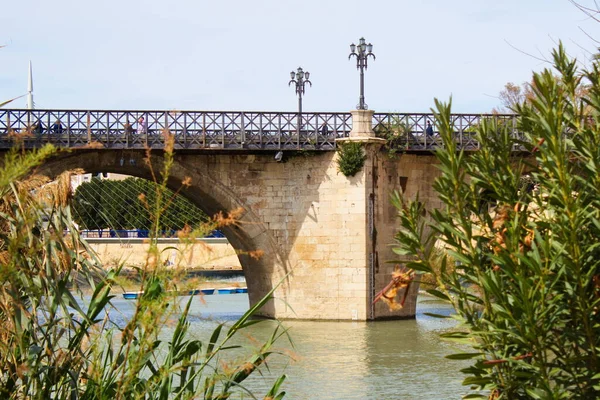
[2, 0, 599, 113]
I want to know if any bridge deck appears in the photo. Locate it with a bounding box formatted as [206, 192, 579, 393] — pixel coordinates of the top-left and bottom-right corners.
[0, 109, 521, 151]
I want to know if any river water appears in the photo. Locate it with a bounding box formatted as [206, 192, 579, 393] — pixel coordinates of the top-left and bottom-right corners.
[110, 292, 470, 399]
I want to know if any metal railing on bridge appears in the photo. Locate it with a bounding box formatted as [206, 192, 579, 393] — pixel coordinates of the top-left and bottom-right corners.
[0, 109, 522, 152]
[0, 109, 352, 151]
[78, 229, 225, 239]
[372, 112, 522, 151]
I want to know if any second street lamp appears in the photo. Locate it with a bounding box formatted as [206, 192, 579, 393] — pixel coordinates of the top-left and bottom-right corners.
[348, 37, 376, 110]
[289, 67, 312, 144]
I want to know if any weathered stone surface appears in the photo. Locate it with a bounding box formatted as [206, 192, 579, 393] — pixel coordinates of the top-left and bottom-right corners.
[10, 144, 442, 320]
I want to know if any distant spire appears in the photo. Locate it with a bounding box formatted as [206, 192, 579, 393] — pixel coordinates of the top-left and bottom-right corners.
[26, 61, 34, 109]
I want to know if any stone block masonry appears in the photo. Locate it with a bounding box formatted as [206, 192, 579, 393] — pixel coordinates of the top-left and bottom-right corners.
[16, 114, 443, 320]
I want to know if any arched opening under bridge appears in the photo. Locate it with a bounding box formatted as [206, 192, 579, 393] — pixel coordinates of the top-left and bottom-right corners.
[31, 149, 286, 318]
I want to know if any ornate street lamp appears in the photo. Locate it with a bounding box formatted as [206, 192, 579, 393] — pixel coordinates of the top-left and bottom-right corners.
[289, 67, 312, 116]
[289, 67, 312, 143]
[348, 37, 376, 110]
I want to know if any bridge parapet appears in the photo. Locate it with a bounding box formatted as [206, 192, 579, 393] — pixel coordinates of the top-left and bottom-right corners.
[0, 109, 351, 151]
[0, 108, 523, 152]
[372, 112, 523, 151]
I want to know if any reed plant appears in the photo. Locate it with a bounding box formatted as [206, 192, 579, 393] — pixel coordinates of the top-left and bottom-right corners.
[0, 133, 290, 399]
[386, 44, 600, 399]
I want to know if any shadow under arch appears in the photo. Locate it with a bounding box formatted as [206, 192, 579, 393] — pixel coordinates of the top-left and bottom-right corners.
[33, 149, 288, 318]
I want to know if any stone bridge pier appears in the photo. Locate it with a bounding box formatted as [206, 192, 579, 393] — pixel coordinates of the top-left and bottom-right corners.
[18, 111, 442, 320]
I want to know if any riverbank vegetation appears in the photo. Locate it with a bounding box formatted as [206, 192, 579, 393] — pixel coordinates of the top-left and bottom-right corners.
[386, 44, 600, 398]
[72, 176, 207, 234]
[0, 134, 289, 398]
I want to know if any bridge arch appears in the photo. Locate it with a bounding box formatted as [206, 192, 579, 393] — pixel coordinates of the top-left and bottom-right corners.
[36, 149, 286, 317]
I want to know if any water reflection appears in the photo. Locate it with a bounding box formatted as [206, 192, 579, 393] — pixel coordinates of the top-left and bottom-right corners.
[362, 308, 467, 399]
[107, 293, 468, 399]
[276, 299, 467, 400]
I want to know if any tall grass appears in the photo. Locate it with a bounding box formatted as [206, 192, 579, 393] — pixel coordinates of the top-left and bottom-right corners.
[0, 133, 290, 399]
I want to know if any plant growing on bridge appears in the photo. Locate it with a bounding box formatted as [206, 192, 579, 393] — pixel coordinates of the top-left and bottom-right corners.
[384, 44, 599, 399]
[0, 138, 290, 398]
[373, 117, 412, 157]
[336, 141, 366, 177]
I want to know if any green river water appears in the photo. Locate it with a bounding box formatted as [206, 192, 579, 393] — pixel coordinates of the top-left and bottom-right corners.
[111, 292, 470, 399]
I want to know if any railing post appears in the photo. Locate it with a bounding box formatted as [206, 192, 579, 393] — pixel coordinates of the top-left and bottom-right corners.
[183, 112, 187, 148]
[404, 115, 409, 146]
[144, 113, 148, 148]
[221, 113, 225, 147]
[459, 116, 463, 150]
[202, 112, 206, 148]
[87, 111, 91, 144]
[125, 113, 130, 149]
[165, 112, 169, 147]
[67, 113, 71, 147]
[296, 109, 300, 149]
[259, 113, 263, 148]
[315, 113, 319, 149]
[106, 113, 110, 145]
[278, 113, 282, 149]
[46, 113, 51, 143]
[240, 112, 245, 147]
[512, 115, 518, 151]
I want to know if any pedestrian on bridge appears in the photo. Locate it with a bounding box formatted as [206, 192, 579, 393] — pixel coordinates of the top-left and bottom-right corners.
[51, 120, 63, 134]
[426, 121, 434, 139]
[124, 121, 134, 135]
[137, 116, 147, 135]
[33, 120, 44, 135]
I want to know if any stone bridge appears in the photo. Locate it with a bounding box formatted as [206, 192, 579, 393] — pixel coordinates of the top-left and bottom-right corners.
[0, 108, 520, 320]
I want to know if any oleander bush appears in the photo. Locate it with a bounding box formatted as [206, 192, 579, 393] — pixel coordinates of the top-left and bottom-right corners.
[388, 44, 600, 399]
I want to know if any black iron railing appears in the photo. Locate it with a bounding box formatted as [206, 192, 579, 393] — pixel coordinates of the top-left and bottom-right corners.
[372, 112, 522, 151]
[0, 109, 352, 151]
[78, 229, 225, 239]
[0, 109, 522, 151]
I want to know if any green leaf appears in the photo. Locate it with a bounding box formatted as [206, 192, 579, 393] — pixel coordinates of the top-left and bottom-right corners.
[462, 376, 492, 386]
[425, 289, 451, 301]
[445, 352, 483, 360]
[265, 374, 287, 399]
[423, 312, 451, 319]
[524, 388, 545, 399]
[205, 323, 224, 357]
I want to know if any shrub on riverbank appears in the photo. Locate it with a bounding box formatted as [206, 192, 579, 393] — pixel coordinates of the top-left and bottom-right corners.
[388, 44, 599, 398]
[0, 138, 289, 398]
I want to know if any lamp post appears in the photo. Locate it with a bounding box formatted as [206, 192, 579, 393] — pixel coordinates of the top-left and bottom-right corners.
[289, 67, 312, 143]
[289, 67, 311, 116]
[348, 37, 375, 110]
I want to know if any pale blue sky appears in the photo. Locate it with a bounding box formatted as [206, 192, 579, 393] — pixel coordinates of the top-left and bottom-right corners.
[2, 0, 599, 113]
